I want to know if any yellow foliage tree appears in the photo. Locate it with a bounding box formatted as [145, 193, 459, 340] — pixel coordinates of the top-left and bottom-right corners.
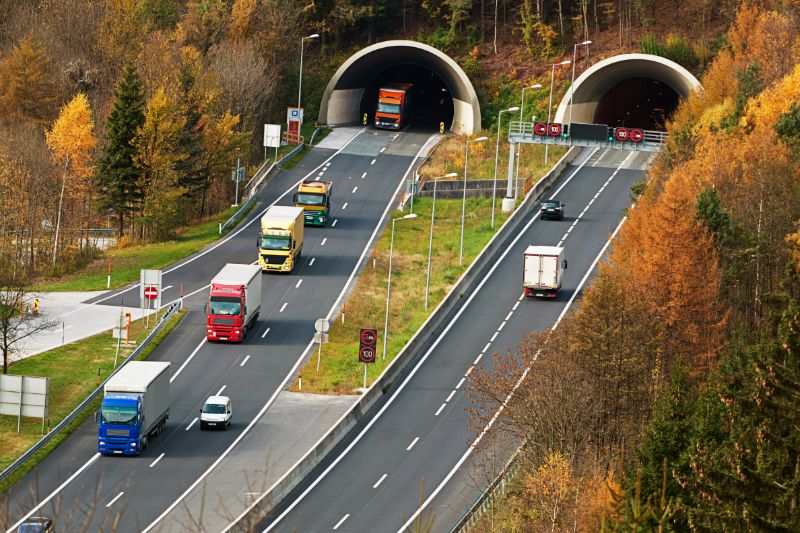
[0, 35, 59, 124]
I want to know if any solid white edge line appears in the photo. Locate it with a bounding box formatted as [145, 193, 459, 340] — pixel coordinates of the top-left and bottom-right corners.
[90, 127, 366, 307]
[406, 437, 420, 451]
[106, 491, 125, 508]
[258, 147, 599, 532]
[149, 132, 440, 533]
[149, 453, 165, 468]
[332, 513, 349, 530]
[7, 453, 101, 531]
[170, 339, 207, 383]
[373, 474, 388, 488]
[398, 215, 631, 532]
[240, 355, 251, 367]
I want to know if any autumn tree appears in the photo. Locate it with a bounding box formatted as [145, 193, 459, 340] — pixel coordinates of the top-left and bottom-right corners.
[96, 61, 145, 237]
[0, 35, 59, 125]
[45, 93, 97, 265]
[196, 110, 249, 216]
[0, 279, 57, 374]
[133, 88, 187, 241]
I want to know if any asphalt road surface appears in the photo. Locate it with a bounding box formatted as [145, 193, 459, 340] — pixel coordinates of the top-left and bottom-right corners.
[260, 147, 650, 533]
[3, 127, 439, 532]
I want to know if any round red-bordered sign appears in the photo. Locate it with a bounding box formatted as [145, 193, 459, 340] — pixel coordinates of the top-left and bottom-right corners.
[548, 123, 562, 136]
[533, 122, 547, 136]
[144, 286, 158, 300]
[614, 127, 630, 141]
[359, 345, 376, 363]
[360, 329, 377, 346]
[629, 128, 644, 143]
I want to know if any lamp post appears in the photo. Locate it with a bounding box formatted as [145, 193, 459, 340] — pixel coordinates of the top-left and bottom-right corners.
[514, 84, 542, 198]
[493, 106, 519, 226]
[546, 60, 571, 164]
[298, 33, 320, 109]
[383, 213, 418, 359]
[425, 172, 458, 310]
[568, 40, 591, 144]
[460, 136, 488, 266]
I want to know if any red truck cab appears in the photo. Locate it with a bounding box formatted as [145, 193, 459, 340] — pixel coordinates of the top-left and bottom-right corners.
[206, 264, 262, 343]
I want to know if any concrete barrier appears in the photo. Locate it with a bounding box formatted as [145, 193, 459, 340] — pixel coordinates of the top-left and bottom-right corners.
[227, 146, 580, 531]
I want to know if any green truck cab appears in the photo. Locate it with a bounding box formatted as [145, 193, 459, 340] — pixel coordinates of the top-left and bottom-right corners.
[294, 180, 332, 226]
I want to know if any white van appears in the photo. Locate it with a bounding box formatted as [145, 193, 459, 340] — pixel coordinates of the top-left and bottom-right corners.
[200, 395, 232, 430]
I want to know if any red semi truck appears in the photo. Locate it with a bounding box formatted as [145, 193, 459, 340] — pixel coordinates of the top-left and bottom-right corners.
[375, 83, 414, 130]
[206, 263, 262, 342]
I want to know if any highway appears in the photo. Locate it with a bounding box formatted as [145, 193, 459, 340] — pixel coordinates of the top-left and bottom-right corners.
[260, 147, 650, 532]
[3, 128, 439, 532]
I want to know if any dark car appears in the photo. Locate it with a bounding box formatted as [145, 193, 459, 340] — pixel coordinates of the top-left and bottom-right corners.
[540, 201, 565, 220]
[18, 517, 53, 532]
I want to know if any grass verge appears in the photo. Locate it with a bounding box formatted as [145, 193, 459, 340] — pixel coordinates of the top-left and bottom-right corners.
[293, 195, 511, 394]
[0, 309, 186, 495]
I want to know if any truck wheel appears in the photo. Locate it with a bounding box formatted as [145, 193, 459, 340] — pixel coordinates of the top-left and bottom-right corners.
[141, 435, 149, 450]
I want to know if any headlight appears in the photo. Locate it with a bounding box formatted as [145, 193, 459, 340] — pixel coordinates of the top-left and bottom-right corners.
[99, 441, 105, 445]
[234, 330, 240, 335]
[131, 443, 137, 447]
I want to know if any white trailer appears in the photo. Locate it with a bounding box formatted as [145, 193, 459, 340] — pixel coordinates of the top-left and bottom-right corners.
[207, 263, 262, 342]
[523, 245, 567, 298]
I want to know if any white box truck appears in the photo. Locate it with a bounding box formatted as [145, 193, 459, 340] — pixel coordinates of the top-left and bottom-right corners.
[523, 245, 567, 298]
[206, 263, 262, 342]
[98, 361, 171, 456]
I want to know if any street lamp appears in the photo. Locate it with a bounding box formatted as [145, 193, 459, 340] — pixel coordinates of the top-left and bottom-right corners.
[383, 213, 418, 359]
[514, 84, 542, 199]
[425, 172, 458, 310]
[568, 40, 591, 144]
[546, 60, 571, 164]
[493, 106, 519, 227]
[298, 33, 320, 109]
[460, 136, 488, 266]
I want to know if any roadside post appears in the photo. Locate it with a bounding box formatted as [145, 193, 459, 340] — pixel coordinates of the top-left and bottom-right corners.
[359, 328, 378, 389]
[314, 318, 330, 372]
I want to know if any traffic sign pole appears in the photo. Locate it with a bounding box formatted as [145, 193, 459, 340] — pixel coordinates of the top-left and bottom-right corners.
[363, 364, 367, 389]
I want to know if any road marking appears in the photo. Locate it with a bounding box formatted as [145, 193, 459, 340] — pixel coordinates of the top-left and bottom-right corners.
[296, 279, 303, 289]
[332, 219, 338, 227]
[406, 437, 419, 451]
[261, 327, 271, 339]
[498, 321, 506, 331]
[434, 403, 446, 416]
[90, 127, 367, 308]
[465, 366, 474, 377]
[7, 452, 101, 531]
[512, 301, 520, 311]
[456, 377, 466, 389]
[505, 311, 513, 321]
[473, 353, 482, 365]
[240, 355, 251, 366]
[371, 158, 376, 165]
[280, 303, 287, 313]
[380, 147, 386, 153]
[162, 285, 173, 291]
[314, 176, 321, 181]
[309, 258, 316, 266]
[333, 514, 349, 530]
[63, 325, 74, 330]
[216, 385, 227, 395]
[321, 238, 328, 246]
[393, 133, 400, 140]
[518, 293, 525, 301]
[149, 453, 165, 468]
[186, 417, 198, 431]
[342, 202, 348, 210]
[490, 331, 498, 342]
[170, 339, 207, 383]
[325, 162, 331, 167]
[361, 172, 367, 179]
[446, 390, 457, 402]
[352, 186, 358, 193]
[106, 491, 125, 508]
[373, 474, 388, 488]
[482, 342, 491, 353]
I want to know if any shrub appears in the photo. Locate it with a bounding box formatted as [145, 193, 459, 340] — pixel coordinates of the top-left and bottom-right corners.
[639, 34, 665, 56]
[664, 35, 698, 70]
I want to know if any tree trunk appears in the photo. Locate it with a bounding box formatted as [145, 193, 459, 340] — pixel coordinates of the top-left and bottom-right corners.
[494, 0, 499, 54]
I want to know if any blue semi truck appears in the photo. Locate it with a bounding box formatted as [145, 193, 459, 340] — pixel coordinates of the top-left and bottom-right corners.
[98, 361, 171, 456]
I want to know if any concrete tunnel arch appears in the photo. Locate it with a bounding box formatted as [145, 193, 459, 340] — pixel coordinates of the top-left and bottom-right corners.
[319, 40, 482, 134]
[554, 53, 701, 129]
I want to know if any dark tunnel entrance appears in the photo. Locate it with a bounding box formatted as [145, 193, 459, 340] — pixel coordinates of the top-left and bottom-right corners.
[359, 64, 455, 132]
[593, 78, 680, 131]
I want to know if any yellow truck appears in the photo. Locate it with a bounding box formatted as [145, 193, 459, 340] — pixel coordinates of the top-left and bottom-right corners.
[258, 206, 304, 273]
[294, 180, 333, 226]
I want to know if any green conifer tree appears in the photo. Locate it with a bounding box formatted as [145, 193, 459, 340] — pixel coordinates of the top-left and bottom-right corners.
[96, 61, 146, 236]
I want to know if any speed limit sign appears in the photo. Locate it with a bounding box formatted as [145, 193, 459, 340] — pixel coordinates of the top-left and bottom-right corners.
[359, 345, 376, 363]
[614, 127, 630, 141]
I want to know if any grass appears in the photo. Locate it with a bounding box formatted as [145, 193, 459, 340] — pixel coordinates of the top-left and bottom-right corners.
[294, 196, 511, 394]
[0, 309, 185, 495]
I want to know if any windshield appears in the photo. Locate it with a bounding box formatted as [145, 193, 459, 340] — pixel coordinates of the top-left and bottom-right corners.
[261, 235, 291, 250]
[203, 403, 226, 414]
[209, 296, 240, 316]
[377, 102, 401, 114]
[542, 202, 560, 208]
[101, 406, 138, 426]
[297, 193, 326, 206]
[19, 525, 47, 533]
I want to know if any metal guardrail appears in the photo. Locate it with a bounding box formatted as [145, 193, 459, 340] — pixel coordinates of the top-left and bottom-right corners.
[509, 121, 668, 152]
[219, 128, 323, 234]
[0, 301, 183, 486]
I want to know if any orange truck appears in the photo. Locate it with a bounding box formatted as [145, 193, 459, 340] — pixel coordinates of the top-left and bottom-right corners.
[375, 83, 414, 130]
